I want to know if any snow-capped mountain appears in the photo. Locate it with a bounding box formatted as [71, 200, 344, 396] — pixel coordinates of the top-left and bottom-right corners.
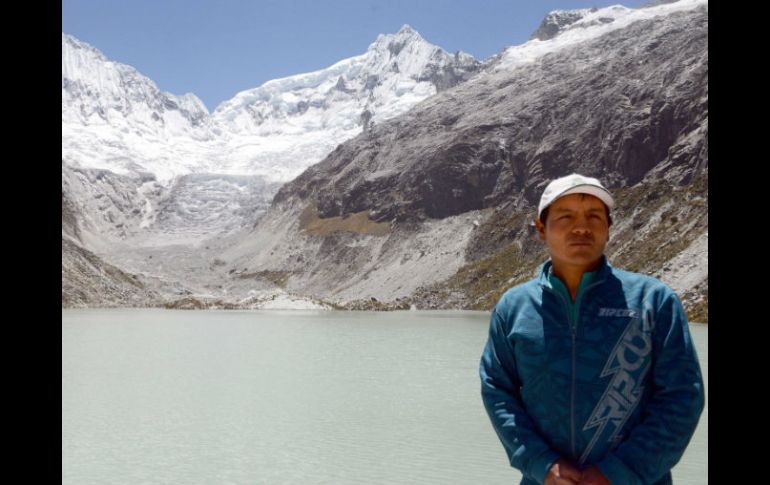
[63, 26, 480, 185]
[62, 26, 481, 244]
[204, 24, 481, 180]
[61, 34, 210, 131]
[62, 33, 217, 183]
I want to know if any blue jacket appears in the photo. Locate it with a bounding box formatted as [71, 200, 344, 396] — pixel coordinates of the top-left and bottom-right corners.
[479, 257, 704, 485]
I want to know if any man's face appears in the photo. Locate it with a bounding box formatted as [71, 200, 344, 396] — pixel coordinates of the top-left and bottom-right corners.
[534, 193, 610, 272]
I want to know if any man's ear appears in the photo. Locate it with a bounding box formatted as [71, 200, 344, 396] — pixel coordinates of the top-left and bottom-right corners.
[534, 219, 546, 241]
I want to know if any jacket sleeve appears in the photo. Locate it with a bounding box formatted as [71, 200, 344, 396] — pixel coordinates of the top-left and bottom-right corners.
[596, 289, 705, 485]
[480, 305, 560, 484]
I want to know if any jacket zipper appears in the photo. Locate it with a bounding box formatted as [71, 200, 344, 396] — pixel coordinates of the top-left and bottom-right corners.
[542, 286, 577, 458]
[543, 277, 605, 463]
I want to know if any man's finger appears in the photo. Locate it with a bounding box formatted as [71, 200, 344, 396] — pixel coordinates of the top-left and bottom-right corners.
[559, 464, 582, 481]
[551, 478, 579, 485]
[546, 458, 582, 485]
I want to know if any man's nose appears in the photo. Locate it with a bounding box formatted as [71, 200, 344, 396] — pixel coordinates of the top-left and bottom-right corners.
[572, 216, 591, 234]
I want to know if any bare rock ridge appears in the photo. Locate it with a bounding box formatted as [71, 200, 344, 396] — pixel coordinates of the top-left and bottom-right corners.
[530, 9, 599, 41]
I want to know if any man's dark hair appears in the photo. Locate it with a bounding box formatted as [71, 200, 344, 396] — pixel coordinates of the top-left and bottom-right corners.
[539, 195, 613, 227]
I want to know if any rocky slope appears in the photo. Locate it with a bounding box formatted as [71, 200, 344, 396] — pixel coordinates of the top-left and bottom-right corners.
[62, 187, 161, 307]
[221, 3, 708, 319]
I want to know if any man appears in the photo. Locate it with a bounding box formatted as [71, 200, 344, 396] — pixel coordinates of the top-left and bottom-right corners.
[479, 173, 704, 485]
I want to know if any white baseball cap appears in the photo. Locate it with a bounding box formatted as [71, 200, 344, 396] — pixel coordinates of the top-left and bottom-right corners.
[537, 173, 614, 220]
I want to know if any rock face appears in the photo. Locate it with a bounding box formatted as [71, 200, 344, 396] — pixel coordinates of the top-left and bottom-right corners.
[61, 170, 163, 307]
[62, 162, 157, 246]
[275, 7, 707, 225]
[530, 9, 599, 41]
[229, 4, 708, 318]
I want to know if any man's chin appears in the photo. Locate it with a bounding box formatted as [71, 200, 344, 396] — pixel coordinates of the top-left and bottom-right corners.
[559, 251, 603, 267]
[565, 247, 599, 257]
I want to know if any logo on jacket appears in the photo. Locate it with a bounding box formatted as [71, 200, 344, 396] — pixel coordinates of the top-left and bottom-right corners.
[598, 308, 638, 318]
[579, 313, 652, 465]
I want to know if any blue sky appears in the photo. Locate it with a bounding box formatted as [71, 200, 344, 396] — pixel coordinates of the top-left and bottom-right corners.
[62, 0, 650, 112]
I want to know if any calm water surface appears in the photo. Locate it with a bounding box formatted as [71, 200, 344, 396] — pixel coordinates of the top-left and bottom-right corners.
[62, 309, 707, 484]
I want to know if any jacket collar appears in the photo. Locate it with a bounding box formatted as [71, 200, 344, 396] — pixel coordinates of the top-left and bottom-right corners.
[537, 255, 611, 290]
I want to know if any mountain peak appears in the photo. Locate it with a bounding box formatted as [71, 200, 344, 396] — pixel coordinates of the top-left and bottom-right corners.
[369, 24, 428, 56]
[398, 24, 416, 34]
[62, 32, 109, 63]
[529, 8, 598, 41]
